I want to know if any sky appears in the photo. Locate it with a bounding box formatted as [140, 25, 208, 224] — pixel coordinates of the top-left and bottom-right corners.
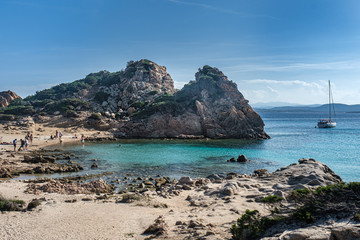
[1, 0, 360, 105]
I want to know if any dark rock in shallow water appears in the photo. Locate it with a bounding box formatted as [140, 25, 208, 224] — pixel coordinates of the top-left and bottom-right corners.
[237, 154, 248, 163]
[227, 157, 236, 162]
[23, 155, 56, 164]
[91, 163, 98, 169]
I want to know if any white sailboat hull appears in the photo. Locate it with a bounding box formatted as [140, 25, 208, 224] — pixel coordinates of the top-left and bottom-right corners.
[317, 121, 336, 128]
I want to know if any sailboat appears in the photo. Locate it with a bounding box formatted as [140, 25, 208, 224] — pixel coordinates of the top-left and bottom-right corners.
[317, 80, 336, 128]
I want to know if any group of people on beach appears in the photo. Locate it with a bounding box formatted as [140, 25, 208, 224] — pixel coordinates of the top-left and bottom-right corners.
[49, 130, 86, 144]
[50, 130, 63, 143]
[13, 132, 33, 152]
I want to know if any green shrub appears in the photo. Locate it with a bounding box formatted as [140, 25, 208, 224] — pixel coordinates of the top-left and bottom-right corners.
[30, 99, 54, 108]
[154, 93, 174, 103]
[124, 66, 137, 78]
[291, 188, 311, 198]
[89, 113, 101, 120]
[43, 98, 89, 113]
[260, 195, 284, 204]
[4, 105, 36, 115]
[65, 110, 78, 118]
[231, 209, 284, 240]
[120, 194, 141, 203]
[0, 195, 25, 212]
[27, 199, 41, 210]
[100, 71, 122, 86]
[354, 212, 360, 222]
[0, 114, 16, 121]
[293, 207, 315, 223]
[130, 101, 146, 109]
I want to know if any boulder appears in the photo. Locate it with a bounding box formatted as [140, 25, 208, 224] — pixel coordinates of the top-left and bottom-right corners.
[254, 169, 269, 177]
[178, 176, 193, 185]
[237, 154, 248, 163]
[0, 167, 12, 178]
[143, 215, 168, 236]
[330, 226, 360, 240]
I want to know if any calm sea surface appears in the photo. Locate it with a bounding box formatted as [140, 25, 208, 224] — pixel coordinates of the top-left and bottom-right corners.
[61, 111, 360, 182]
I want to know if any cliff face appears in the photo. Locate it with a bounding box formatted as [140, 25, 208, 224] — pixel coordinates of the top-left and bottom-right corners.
[0, 90, 20, 108]
[119, 65, 269, 139]
[83, 60, 175, 113]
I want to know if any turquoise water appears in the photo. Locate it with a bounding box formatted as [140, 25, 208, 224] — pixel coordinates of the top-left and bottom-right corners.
[62, 112, 360, 182]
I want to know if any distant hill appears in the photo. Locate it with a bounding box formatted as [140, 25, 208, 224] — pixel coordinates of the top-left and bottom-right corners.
[256, 103, 360, 113]
[251, 102, 321, 109]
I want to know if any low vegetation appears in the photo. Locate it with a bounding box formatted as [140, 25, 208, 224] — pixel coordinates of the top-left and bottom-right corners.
[119, 193, 141, 203]
[0, 195, 25, 212]
[89, 113, 102, 120]
[231, 182, 360, 239]
[231, 209, 284, 240]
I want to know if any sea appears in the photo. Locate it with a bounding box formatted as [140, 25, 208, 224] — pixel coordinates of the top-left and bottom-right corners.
[59, 111, 360, 183]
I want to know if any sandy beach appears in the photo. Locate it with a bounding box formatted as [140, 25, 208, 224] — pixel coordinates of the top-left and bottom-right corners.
[0, 122, 251, 240]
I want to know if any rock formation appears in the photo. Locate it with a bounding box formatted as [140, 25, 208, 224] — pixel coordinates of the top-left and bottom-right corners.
[0, 90, 20, 108]
[2, 60, 269, 139]
[119, 65, 269, 139]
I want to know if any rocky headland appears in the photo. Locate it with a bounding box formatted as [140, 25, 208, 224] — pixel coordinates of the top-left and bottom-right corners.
[0, 59, 268, 139]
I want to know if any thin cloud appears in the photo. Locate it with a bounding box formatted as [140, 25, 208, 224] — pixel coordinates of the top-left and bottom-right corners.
[167, 0, 273, 18]
[225, 61, 360, 73]
[241, 79, 323, 89]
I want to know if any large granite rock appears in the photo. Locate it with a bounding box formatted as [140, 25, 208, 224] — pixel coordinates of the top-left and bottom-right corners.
[119, 65, 269, 139]
[0, 90, 20, 108]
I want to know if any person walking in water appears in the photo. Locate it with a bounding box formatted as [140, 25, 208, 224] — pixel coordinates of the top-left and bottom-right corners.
[13, 139, 17, 152]
[81, 134, 85, 144]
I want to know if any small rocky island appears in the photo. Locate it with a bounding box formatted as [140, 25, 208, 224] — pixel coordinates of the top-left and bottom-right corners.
[0, 59, 269, 139]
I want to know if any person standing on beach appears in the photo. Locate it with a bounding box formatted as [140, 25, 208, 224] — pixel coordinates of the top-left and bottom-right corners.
[59, 131, 63, 144]
[55, 130, 58, 139]
[30, 134, 33, 144]
[13, 139, 17, 152]
[25, 138, 29, 150]
[18, 139, 24, 151]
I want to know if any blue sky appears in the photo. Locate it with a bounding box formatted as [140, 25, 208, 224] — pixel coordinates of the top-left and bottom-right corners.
[1, 0, 360, 105]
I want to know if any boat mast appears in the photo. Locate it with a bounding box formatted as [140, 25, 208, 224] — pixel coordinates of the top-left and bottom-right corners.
[328, 80, 331, 121]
